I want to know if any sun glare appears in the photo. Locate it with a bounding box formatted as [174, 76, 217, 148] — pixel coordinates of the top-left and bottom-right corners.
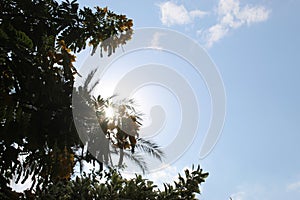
[104, 106, 115, 119]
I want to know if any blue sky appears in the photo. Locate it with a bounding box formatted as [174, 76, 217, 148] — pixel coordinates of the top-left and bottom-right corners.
[71, 0, 300, 199]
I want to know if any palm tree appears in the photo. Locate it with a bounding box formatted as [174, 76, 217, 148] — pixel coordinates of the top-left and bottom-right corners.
[92, 95, 164, 174]
[73, 70, 164, 174]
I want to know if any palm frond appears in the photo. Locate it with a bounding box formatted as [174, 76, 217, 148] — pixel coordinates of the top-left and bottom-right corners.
[123, 151, 148, 174]
[135, 138, 165, 162]
[83, 69, 97, 91]
[107, 94, 118, 100]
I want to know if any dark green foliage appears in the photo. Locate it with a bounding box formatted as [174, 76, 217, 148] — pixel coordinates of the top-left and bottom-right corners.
[160, 165, 209, 199]
[0, 165, 209, 199]
[0, 0, 133, 192]
[33, 165, 208, 200]
[0, 1, 209, 199]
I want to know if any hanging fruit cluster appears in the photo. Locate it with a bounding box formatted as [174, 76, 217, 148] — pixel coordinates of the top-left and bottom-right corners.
[93, 96, 142, 153]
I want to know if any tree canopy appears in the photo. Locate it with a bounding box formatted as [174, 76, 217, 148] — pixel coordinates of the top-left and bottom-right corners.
[0, 0, 133, 191]
[0, 0, 208, 199]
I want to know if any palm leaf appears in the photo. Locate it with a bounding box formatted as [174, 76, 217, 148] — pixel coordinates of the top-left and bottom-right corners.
[135, 138, 165, 162]
[123, 151, 148, 174]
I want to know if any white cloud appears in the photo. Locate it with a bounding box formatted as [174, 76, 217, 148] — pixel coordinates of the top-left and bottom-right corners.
[287, 181, 300, 192]
[203, 0, 270, 47]
[150, 32, 165, 49]
[145, 164, 178, 188]
[238, 5, 270, 25]
[229, 183, 272, 200]
[121, 164, 178, 189]
[205, 24, 229, 47]
[230, 191, 246, 200]
[159, 1, 207, 26]
[218, 0, 240, 16]
[145, 164, 204, 190]
[190, 10, 208, 19]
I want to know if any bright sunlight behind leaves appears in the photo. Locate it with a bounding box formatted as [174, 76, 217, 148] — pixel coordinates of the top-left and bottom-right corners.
[104, 105, 115, 119]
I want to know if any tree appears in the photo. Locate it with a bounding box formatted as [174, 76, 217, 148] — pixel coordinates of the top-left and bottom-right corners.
[0, 0, 133, 192]
[73, 70, 164, 174]
[0, 0, 209, 199]
[0, 165, 209, 200]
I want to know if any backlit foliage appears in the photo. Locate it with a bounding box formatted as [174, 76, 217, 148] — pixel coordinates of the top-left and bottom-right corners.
[73, 71, 164, 174]
[0, 0, 133, 193]
[1, 165, 208, 199]
[94, 96, 141, 153]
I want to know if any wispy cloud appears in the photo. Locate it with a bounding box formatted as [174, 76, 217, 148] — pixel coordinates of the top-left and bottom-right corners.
[230, 183, 270, 200]
[203, 0, 270, 47]
[230, 191, 246, 200]
[158, 0, 270, 48]
[145, 164, 178, 188]
[158, 1, 208, 26]
[287, 181, 300, 192]
[150, 32, 165, 49]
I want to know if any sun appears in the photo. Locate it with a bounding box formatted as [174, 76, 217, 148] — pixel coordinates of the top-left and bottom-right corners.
[104, 105, 115, 119]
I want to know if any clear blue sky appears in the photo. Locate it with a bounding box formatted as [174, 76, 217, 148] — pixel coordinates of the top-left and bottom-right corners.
[74, 0, 300, 199]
